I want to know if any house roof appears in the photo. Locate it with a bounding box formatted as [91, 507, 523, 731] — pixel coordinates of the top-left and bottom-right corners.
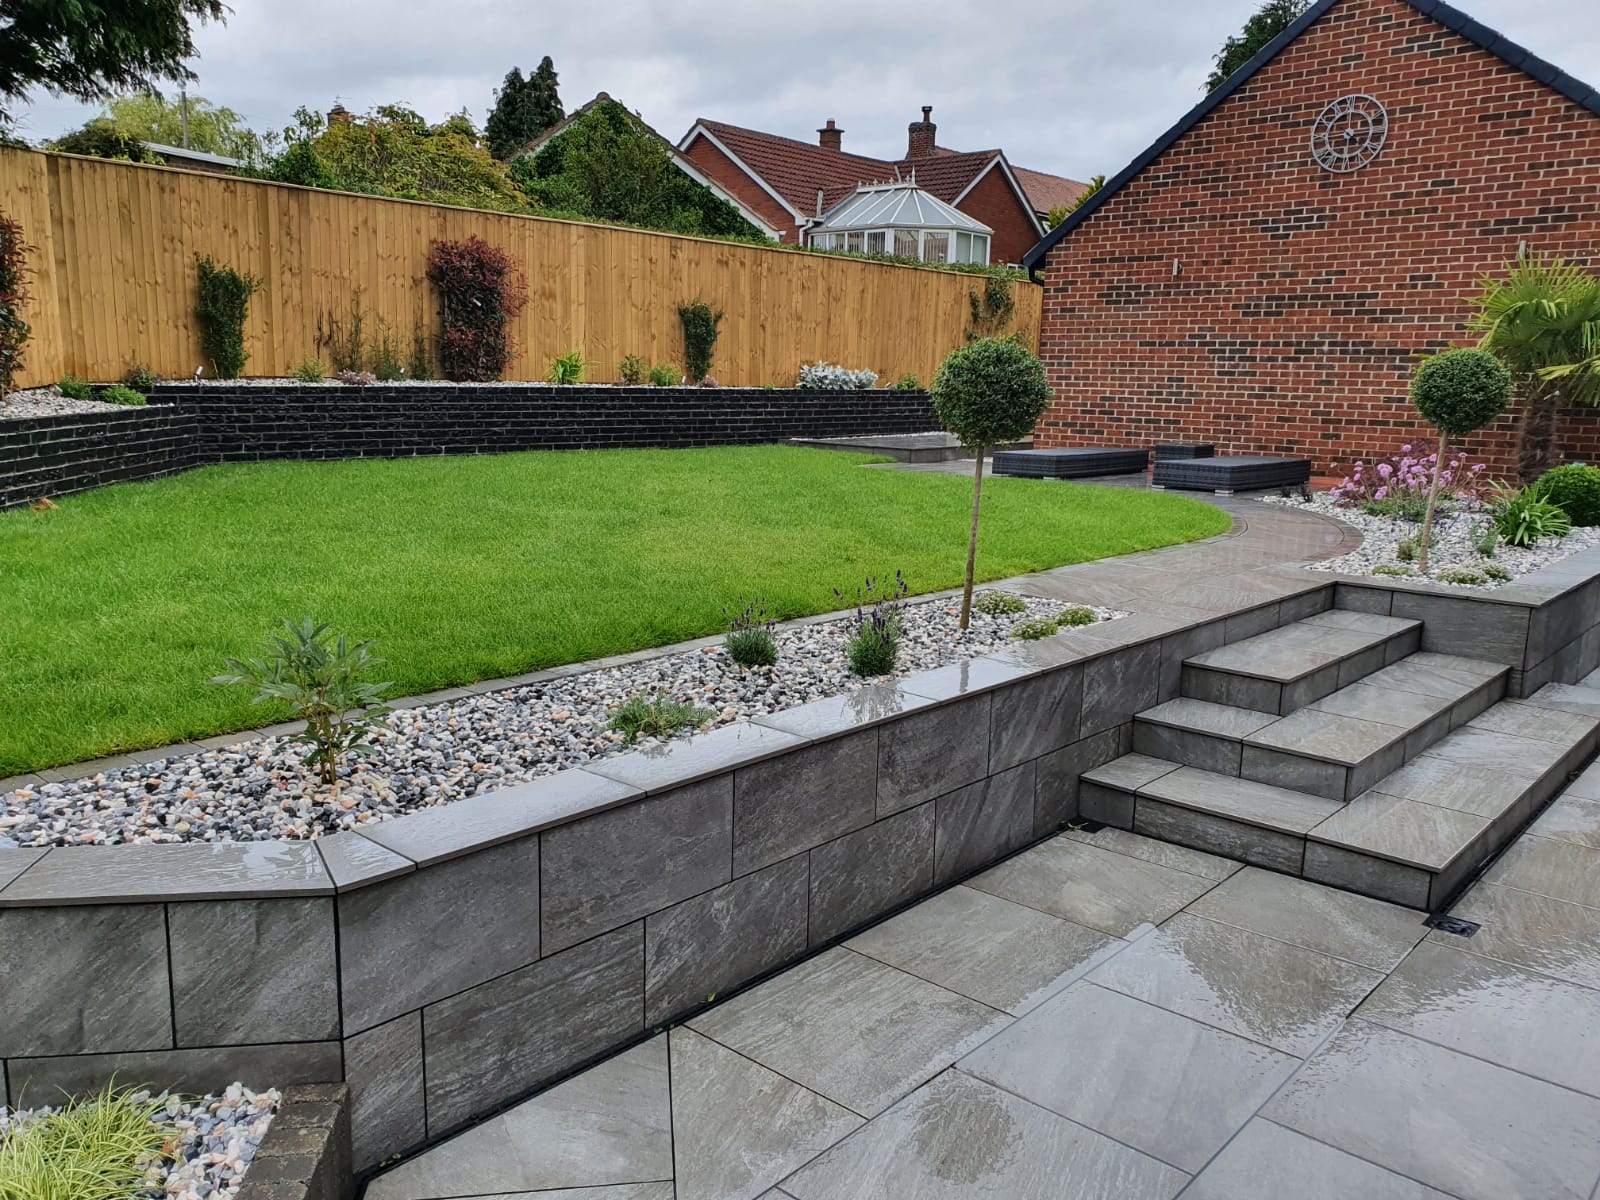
[1012, 165, 1091, 215]
[1022, 0, 1600, 273]
[814, 182, 993, 233]
[142, 142, 240, 168]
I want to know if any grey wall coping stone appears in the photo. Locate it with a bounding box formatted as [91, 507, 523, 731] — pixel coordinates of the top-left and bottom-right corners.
[0, 841, 330, 907]
[0, 847, 44, 890]
[751, 683, 944, 740]
[583, 720, 807, 793]
[897, 655, 1035, 701]
[313, 832, 415, 891]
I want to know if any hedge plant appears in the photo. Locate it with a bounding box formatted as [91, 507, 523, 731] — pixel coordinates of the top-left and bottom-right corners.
[426, 236, 528, 382]
[678, 299, 722, 383]
[195, 256, 260, 379]
[0, 209, 32, 400]
[1409, 348, 1512, 572]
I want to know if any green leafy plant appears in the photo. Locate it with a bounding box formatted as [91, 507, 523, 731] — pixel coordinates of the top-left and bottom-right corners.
[723, 597, 778, 668]
[1362, 495, 1434, 523]
[1409, 347, 1512, 572]
[57, 374, 93, 401]
[99, 384, 145, 406]
[1483, 563, 1513, 582]
[894, 373, 923, 391]
[122, 365, 159, 391]
[678, 299, 723, 383]
[407, 331, 433, 381]
[838, 573, 908, 677]
[973, 591, 1027, 616]
[549, 348, 587, 385]
[931, 337, 1054, 627]
[371, 322, 405, 382]
[608, 692, 714, 744]
[210, 617, 393, 788]
[1437, 566, 1487, 586]
[316, 295, 368, 375]
[1057, 605, 1097, 627]
[1490, 482, 1573, 548]
[1372, 563, 1414, 577]
[1396, 538, 1417, 563]
[618, 354, 646, 386]
[966, 275, 1016, 341]
[0, 1081, 173, 1200]
[290, 357, 328, 383]
[1471, 521, 1499, 558]
[648, 362, 680, 387]
[485, 58, 563, 160]
[1532, 463, 1600, 526]
[195, 255, 260, 379]
[428, 237, 528, 381]
[1206, 0, 1310, 91]
[0, 209, 33, 402]
[1012, 618, 1060, 641]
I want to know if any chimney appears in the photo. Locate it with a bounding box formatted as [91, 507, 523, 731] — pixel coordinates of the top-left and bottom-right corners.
[906, 105, 936, 160]
[817, 118, 843, 151]
[327, 102, 353, 125]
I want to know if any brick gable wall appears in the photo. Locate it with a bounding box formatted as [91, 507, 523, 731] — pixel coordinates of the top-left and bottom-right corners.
[681, 134, 801, 241]
[1034, 0, 1600, 478]
[953, 164, 1043, 266]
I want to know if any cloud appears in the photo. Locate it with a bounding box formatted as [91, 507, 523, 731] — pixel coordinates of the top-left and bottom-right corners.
[9, 0, 1598, 183]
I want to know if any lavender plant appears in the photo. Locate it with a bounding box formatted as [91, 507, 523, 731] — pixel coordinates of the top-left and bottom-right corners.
[837, 572, 909, 677]
[723, 597, 778, 668]
[1328, 443, 1487, 520]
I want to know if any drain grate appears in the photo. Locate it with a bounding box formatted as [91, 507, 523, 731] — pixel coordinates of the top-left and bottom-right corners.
[1072, 818, 1108, 833]
[1424, 913, 1481, 938]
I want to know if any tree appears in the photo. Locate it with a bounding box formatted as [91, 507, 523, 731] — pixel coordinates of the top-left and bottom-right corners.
[930, 337, 1054, 629]
[49, 118, 159, 161]
[484, 58, 564, 160]
[1409, 349, 1512, 573]
[1205, 0, 1310, 92]
[1469, 256, 1600, 480]
[1046, 174, 1106, 228]
[0, 0, 226, 128]
[101, 90, 260, 159]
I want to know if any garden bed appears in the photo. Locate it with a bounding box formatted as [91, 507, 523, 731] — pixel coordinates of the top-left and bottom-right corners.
[1, 594, 1118, 848]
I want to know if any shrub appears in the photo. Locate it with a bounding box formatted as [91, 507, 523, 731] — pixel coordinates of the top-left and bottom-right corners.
[1533, 463, 1600, 526]
[931, 337, 1053, 627]
[1490, 482, 1573, 547]
[648, 363, 681, 387]
[291, 358, 328, 383]
[316, 296, 367, 374]
[1363, 495, 1434, 523]
[1410, 348, 1513, 571]
[211, 617, 393, 788]
[1057, 605, 1097, 627]
[724, 598, 778, 668]
[195, 256, 260, 379]
[1471, 521, 1499, 558]
[335, 369, 376, 387]
[973, 591, 1027, 617]
[618, 354, 646, 386]
[99, 385, 146, 406]
[1012, 618, 1060, 641]
[121, 365, 159, 391]
[1483, 563, 1513, 582]
[678, 299, 722, 382]
[57, 374, 93, 401]
[371, 323, 405, 382]
[427, 237, 529, 381]
[895, 373, 922, 391]
[407, 332, 433, 381]
[699, 375, 720, 388]
[0, 1081, 172, 1200]
[609, 693, 714, 745]
[1372, 563, 1414, 577]
[966, 275, 1017, 341]
[549, 349, 587, 384]
[798, 361, 879, 391]
[839, 573, 908, 677]
[1437, 566, 1487, 586]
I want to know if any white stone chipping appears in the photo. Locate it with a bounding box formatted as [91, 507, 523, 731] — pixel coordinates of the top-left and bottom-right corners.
[0, 385, 158, 419]
[1, 594, 1117, 848]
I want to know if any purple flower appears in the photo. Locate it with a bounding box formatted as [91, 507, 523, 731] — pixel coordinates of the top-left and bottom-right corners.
[1401, 444, 1412, 453]
[1377, 463, 1393, 478]
[1374, 486, 1388, 500]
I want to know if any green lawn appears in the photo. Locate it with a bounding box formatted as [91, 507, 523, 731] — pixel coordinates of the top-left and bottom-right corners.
[0, 446, 1230, 775]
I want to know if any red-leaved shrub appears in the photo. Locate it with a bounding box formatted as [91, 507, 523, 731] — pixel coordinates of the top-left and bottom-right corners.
[0, 208, 32, 400]
[425, 237, 528, 382]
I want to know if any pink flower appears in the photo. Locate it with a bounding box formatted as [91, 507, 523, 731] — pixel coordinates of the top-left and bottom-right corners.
[1401, 444, 1412, 453]
[1374, 486, 1389, 500]
[1377, 463, 1393, 478]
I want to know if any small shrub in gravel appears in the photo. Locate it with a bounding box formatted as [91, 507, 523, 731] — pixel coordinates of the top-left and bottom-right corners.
[334, 369, 376, 386]
[290, 358, 327, 383]
[618, 354, 646, 385]
[840, 573, 909, 677]
[1437, 566, 1487, 585]
[798, 361, 879, 391]
[1057, 605, 1097, 627]
[609, 693, 714, 744]
[1483, 563, 1513, 582]
[648, 362, 681, 387]
[58, 374, 93, 401]
[99, 384, 146, 406]
[974, 591, 1027, 617]
[895, 373, 922, 391]
[0, 1082, 170, 1200]
[1329, 445, 1486, 514]
[1491, 482, 1573, 547]
[1372, 563, 1414, 577]
[1012, 617, 1060, 641]
[549, 349, 587, 384]
[1472, 521, 1499, 558]
[723, 598, 778, 668]
[122, 365, 160, 390]
[1533, 463, 1600, 526]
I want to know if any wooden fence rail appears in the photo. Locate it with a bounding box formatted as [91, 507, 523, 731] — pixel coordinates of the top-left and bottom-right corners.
[0, 147, 1041, 391]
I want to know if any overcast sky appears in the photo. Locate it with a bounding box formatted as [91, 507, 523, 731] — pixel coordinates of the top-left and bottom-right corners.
[9, 0, 1598, 181]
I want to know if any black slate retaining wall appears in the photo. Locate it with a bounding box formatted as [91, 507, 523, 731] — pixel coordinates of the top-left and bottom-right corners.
[0, 385, 938, 508]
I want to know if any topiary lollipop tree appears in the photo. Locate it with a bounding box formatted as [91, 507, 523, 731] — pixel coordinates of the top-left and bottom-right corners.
[931, 336, 1053, 628]
[1410, 347, 1513, 573]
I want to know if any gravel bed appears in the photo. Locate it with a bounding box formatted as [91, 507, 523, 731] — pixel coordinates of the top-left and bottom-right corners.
[156, 377, 670, 387]
[1264, 492, 1600, 587]
[2, 594, 1117, 848]
[0, 1083, 278, 1200]
[0, 385, 158, 418]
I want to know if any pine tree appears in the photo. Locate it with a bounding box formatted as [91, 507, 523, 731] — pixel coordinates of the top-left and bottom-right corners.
[527, 57, 563, 140]
[484, 59, 564, 160]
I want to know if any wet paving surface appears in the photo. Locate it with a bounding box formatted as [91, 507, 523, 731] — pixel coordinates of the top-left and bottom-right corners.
[363, 753, 1600, 1200]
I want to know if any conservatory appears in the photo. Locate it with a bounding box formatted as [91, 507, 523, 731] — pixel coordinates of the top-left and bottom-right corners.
[807, 181, 993, 266]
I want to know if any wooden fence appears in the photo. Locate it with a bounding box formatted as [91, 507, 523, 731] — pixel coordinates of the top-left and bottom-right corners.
[0, 147, 1041, 390]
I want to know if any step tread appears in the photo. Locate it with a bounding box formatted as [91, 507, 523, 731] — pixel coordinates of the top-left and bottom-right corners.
[1185, 616, 1419, 683]
[1307, 790, 1489, 871]
[1135, 698, 1278, 739]
[1363, 655, 1508, 702]
[1298, 610, 1420, 636]
[1137, 763, 1344, 835]
[1244, 706, 1409, 766]
[1304, 680, 1463, 730]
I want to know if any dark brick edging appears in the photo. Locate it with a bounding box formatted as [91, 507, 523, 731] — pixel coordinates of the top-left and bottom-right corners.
[236, 1083, 352, 1200]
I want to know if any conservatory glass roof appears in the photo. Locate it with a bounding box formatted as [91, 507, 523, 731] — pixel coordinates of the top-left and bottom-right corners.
[812, 181, 993, 233]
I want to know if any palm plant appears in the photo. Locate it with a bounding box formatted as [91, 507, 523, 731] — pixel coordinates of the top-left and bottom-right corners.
[1467, 256, 1600, 480]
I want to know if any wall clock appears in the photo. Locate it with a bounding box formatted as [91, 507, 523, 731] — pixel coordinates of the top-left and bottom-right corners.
[1310, 94, 1389, 173]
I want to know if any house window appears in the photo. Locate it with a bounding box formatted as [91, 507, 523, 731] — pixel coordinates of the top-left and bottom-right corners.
[846, 231, 863, 252]
[972, 235, 989, 265]
[954, 232, 972, 263]
[866, 231, 886, 255]
[894, 229, 919, 258]
[921, 232, 949, 263]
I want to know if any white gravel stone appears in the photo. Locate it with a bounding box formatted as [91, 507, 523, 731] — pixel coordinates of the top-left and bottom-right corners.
[1264, 492, 1600, 587]
[0, 384, 161, 419]
[2, 595, 1118, 847]
[0, 1082, 279, 1200]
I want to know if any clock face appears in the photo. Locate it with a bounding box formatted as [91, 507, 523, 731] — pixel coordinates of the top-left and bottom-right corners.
[1310, 94, 1389, 173]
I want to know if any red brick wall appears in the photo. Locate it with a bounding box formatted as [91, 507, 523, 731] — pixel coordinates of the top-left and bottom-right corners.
[1034, 0, 1600, 479]
[681, 134, 799, 242]
[956, 165, 1044, 266]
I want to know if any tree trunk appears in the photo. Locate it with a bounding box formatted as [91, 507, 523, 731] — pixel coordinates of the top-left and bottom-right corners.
[1517, 383, 1561, 483]
[1417, 431, 1447, 576]
[960, 448, 986, 630]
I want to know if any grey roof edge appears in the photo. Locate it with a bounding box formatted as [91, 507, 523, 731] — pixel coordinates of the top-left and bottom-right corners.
[1021, 0, 1600, 276]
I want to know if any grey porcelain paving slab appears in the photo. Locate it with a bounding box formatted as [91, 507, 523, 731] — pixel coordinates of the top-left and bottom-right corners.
[1305, 682, 1459, 730]
[752, 684, 941, 741]
[780, 1071, 1188, 1200]
[586, 722, 806, 794]
[313, 831, 414, 889]
[960, 983, 1297, 1172]
[475, 1187, 675, 1200]
[1080, 752, 1181, 793]
[1363, 657, 1501, 703]
[687, 947, 1009, 1118]
[1299, 610, 1419, 636]
[1531, 792, 1600, 849]
[1356, 754, 1534, 820]
[1467, 699, 1599, 748]
[967, 835, 1218, 938]
[1484, 834, 1600, 909]
[1520, 682, 1600, 720]
[1059, 825, 1241, 881]
[0, 848, 43, 892]
[669, 1027, 862, 1200]
[1440, 881, 1600, 990]
[1565, 763, 1600, 801]
[1420, 724, 1565, 780]
[0, 840, 329, 904]
[1136, 698, 1279, 738]
[1179, 1118, 1455, 1200]
[1244, 708, 1405, 766]
[1185, 623, 1375, 681]
[1186, 866, 1427, 971]
[1088, 912, 1384, 1056]
[1139, 767, 1343, 835]
[363, 1038, 672, 1200]
[846, 885, 1118, 1015]
[1356, 940, 1600, 1098]
[1266, 1020, 1600, 1200]
[1310, 791, 1488, 871]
